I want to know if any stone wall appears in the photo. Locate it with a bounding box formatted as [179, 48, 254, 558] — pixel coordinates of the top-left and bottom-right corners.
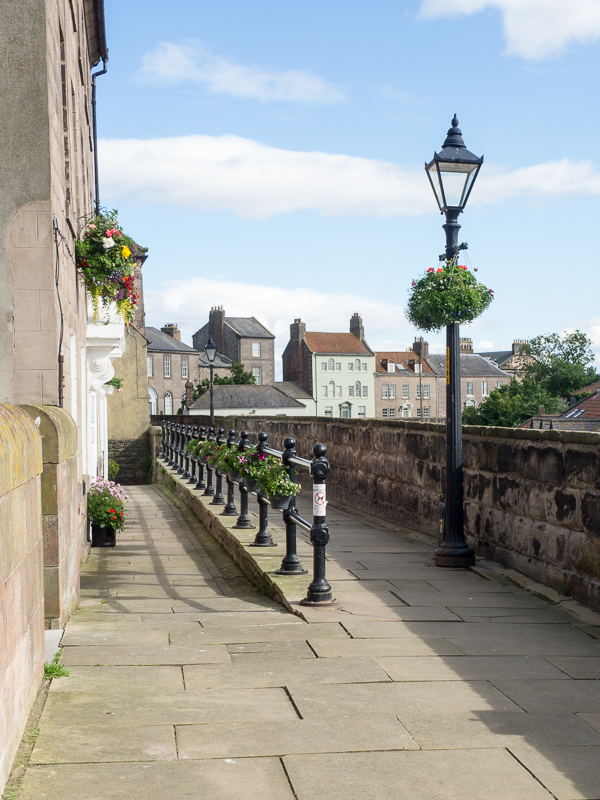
[154, 415, 600, 611]
[0, 405, 44, 794]
[108, 436, 151, 485]
[21, 405, 83, 628]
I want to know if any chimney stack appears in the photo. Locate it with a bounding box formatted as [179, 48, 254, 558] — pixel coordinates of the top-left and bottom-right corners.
[413, 337, 429, 360]
[161, 323, 180, 341]
[290, 318, 306, 342]
[459, 337, 473, 354]
[350, 312, 364, 341]
[512, 339, 529, 355]
[208, 306, 225, 352]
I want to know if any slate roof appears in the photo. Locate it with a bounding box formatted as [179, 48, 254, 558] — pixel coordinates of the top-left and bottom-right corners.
[375, 352, 435, 375]
[225, 317, 274, 338]
[189, 385, 305, 410]
[304, 332, 373, 355]
[426, 353, 510, 378]
[198, 352, 233, 368]
[478, 351, 513, 367]
[146, 327, 199, 354]
[274, 381, 314, 400]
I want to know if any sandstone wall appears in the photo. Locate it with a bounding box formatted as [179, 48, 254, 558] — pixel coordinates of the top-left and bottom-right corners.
[159, 415, 600, 610]
[0, 405, 44, 793]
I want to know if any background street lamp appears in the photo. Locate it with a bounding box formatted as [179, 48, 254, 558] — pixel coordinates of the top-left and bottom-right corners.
[425, 115, 483, 568]
[204, 335, 218, 430]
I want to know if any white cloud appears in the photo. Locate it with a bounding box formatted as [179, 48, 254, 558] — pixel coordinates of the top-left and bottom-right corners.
[476, 340, 495, 351]
[419, 0, 600, 60]
[136, 40, 345, 104]
[100, 134, 600, 220]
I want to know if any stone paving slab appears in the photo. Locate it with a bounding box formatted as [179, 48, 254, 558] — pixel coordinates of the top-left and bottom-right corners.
[282, 749, 552, 800]
[507, 743, 600, 800]
[376, 655, 570, 681]
[176, 715, 418, 759]
[17, 759, 296, 800]
[61, 643, 231, 666]
[168, 622, 348, 645]
[48, 665, 186, 694]
[542, 656, 600, 678]
[491, 679, 600, 714]
[31, 725, 177, 763]
[308, 636, 464, 658]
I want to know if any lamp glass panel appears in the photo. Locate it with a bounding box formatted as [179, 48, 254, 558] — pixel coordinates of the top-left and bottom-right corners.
[204, 342, 217, 363]
[426, 162, 444, 210]
[438, 162, 478, 209]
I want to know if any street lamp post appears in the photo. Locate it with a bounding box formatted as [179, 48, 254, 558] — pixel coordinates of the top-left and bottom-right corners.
[204, 335, 218, 431]
[425, 115, 483, 568]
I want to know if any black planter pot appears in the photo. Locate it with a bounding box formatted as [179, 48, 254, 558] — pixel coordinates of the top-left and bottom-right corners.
[244, 477, 261, 494]
[91, 525, 116, 548]
[269, 495, 294, 511]
[228, 469, 241, 483]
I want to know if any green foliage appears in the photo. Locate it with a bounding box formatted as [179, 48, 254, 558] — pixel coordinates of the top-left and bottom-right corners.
[87, 478, 128, 531]
[106, 376, 124, 391]
[193, 361, 255, 399]
[107, 459, 120, 480]
[75, 210, 139, 323]
[167, 475, 176, 492]
[406, 261, 493, 332]
[462, 378, 568, 428]
[143, 454, 154, 484]
[237, 451, 300, 499]
[44, 650, 70, 680]
[523, 331, 597, 400]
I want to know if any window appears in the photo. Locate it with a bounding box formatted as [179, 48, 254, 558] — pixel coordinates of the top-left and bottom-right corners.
[181, 357, 188, 378]
[164, 356, 171, 378]
[321, 362, 327, 371]
[423, 407, 430, 418]
[389, 408, 396, 418]
[252, 342, 261, 357]
[164, 392, 173, 415]
[328, 358, 335, 371]
[466, 381, 474, 396]
[329, 380, 335, 398]
[348, 362, 354, 371]
[340, 403, 351, 419]
[362, 386, 368, 397]
[252, 365, 262, 385]
[357, 406, 366, 418]
[382, 384, 389, 399]
[418, 384, 430, 399]
[416, 385, 421, 399]
[496, 381, 502, 389]
[402, 385, 409, 399]
[382, 408, 389, 418]
[355, 359, 361, 371]
[336, 362, 341, 371]
[147, 355, 153, 377]
[336, 385, 342, 398]
[348, 386, 354, 397]
[389, 385, 396, 399]
[355, 381, 361, 396]
[322, 385, 328, 398]
[149, 386, 157, 415]
[324, 406, 333, 417]
[416, 407, 422, 417]
[362, 363, 367, 371]
[402, 406, 410, 418]
[482, 381, 489, 396]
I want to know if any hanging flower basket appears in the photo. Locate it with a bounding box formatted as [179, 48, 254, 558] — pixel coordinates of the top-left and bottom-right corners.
[76, 210, 139, 324]
[406, 261, 494, 332]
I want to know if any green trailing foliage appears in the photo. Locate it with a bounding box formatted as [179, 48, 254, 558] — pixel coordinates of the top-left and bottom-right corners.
[406, 260, 493, 332]
[107, 459, 120, 480]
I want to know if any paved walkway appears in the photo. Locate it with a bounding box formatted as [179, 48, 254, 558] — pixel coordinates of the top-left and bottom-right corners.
[15, 485, 600, 800]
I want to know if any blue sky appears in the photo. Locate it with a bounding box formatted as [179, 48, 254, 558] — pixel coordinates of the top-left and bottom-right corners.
[100, 0, 600, 376]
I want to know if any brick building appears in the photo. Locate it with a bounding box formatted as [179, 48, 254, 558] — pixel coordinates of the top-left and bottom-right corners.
[192, 307, 275, 386]
[282, 313, 375, 418]
[374, 349, 438, 419]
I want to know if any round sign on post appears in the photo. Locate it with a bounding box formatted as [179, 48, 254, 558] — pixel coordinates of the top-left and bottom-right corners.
[313, 484, 327, 516]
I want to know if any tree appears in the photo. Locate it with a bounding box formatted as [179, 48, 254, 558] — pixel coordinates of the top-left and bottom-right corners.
[192, 361, 255, 400]
[462, 378, 568, 428]
[523, 331, 597, 400]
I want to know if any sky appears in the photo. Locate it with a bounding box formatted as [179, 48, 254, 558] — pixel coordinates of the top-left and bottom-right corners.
[99, 0, 600, 378]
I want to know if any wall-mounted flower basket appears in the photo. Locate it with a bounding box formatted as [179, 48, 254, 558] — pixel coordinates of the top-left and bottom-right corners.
[406, 261, 494, 332]
[76, 210, 139, 324]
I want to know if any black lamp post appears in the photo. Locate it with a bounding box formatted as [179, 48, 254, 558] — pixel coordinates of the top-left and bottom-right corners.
[425, 115, 483, 568]
[204, 335, 218, 430]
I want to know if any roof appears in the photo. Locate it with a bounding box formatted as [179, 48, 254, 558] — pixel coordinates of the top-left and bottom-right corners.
[560, 390, 600, 421]
[569, 379, 600, 397]
[374, 352, 435, 375]
[225, 317, 274, 338]
[84, 0, 108, 66]
[189, 385, 305, 410]
[426, 353, 511, 378]
[146, 327, 199, 354]
[274, 381, 314, 400]
[304, 332, 373, 356]
[198, 352, 233, 368]
[478, 351, 513, 366]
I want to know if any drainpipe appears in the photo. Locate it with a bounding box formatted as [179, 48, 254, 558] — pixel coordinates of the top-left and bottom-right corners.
[91, 57, 108, 216]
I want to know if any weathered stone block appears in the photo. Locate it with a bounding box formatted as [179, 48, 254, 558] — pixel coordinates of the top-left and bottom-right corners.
[582, 491, 600, 536]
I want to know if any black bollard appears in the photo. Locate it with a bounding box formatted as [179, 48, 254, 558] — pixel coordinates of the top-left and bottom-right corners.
[166, 422, 174, 465]
[211, 428, 226, 505]
[275, 437, 307, 575]
[188, 427, 198, 484]
[161, 420, 168, 460]
[183, 425, 192, 479]
[233, 431, 255, 530]
[203, 427, 216, 496]
[249, 433, 276, 547]
[194, 427, 207, 490]
[300, 443, 335, 606]
[221, 429, 238, 517]
[177, 424, 186, 474]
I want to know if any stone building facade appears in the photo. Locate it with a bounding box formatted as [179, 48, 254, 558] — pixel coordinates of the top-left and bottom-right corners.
[282, 313, 376, 418]
[192, 307, 275, 386]
[374, 349, 438, 419]
[477, 339, 535, 378]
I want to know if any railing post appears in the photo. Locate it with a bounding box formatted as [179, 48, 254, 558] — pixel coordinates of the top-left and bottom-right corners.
[221, 429, 238, 517]
[166, 422, 174, 465]
[250, 433, 276, 548]
[183, 425, 191, 479]
[161, 420, 167, 460]
[203, 427, 216, 496]
[188, 426, 198, 484]
[275, 437, 307, 575]
[172, 423, 180, 470]
[194, 427, 207, 490]
[177, 424, 186, 474]
[211, 428, 226, 505]
[300, 443, 335, 606]
[233, 430, 255, 530]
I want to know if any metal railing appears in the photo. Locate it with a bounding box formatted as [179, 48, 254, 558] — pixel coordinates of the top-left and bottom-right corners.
[160, 420, 335, 606]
